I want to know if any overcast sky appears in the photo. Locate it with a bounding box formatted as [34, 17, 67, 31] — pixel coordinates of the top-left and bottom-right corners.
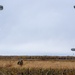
[0, 0, 75, 56]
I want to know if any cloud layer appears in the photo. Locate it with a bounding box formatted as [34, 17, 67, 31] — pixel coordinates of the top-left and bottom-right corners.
[0, 0, 75, 56]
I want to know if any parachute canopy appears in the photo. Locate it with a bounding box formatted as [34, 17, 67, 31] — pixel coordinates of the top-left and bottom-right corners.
[0, 5, 3, 10]
[71, 48, 75, 51]
[74, 6, 75, 8]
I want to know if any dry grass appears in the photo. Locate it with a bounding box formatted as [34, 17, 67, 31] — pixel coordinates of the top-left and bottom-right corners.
[0, 60, 75, 69]
[0, 56, 75, 75]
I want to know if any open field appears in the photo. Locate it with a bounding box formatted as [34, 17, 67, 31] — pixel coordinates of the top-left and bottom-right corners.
[1, 60, 75, 69]
[0, 56, 75, 75]
[0, 56, 75, 69]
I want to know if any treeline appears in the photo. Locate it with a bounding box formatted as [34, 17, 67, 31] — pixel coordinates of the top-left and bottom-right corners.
[0, 56, 75, 60]
[0, 68, 75, 75]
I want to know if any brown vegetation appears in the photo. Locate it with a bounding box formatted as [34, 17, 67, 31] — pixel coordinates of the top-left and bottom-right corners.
[0, 60, 75, 69]
[0, 56, 75, 75]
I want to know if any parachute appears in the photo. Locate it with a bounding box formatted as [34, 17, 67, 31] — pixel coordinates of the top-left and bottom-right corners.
[0, 5, 3, 10]
[74, 6, 75, 8]
[71, 48, 75, 51]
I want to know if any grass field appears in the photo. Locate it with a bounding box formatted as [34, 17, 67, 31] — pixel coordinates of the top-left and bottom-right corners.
[0, 60, 75, 69]
[0, 56, 75, 75]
